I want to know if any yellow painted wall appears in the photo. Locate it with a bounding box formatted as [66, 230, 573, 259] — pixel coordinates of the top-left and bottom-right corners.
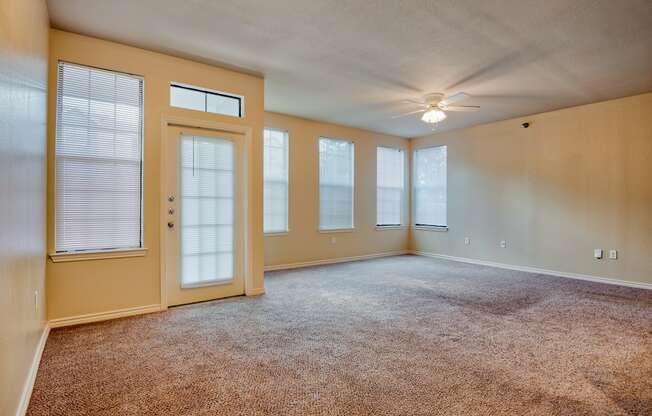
[410, 93, 652, 285]
[46, 30, 265, 320]
[0, 0, 49, 414]
[264, 112, 410, 267]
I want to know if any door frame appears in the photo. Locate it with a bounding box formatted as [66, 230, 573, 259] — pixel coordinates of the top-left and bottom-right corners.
[160, 115, 253, 310]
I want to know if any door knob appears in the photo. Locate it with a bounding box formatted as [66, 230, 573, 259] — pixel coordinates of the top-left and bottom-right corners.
[168, 195, 175, 202]
[167, 222, 174, 229]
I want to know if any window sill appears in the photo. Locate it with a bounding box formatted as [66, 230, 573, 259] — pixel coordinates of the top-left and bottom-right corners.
[375, 225, 408, 231]
[318, 228, 355, 234]
[264, 231, 289, 237]
[413, 225, 448, 232]
[49, 248, 148, 263]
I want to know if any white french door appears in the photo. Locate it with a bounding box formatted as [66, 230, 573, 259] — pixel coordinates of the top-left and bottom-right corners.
[164, 126, 245, 306]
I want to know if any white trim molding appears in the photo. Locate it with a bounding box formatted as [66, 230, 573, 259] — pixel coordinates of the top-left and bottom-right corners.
[49, 248, 148, 263]
[17, 324, 50, 416]
[375, 225, 408, 231]
[412, 251, 652, 290]
[264, 250, 409, 272]
[412, 225, 448, 232]
[246, 287, 266, 296]
[48, 304, 162, 328]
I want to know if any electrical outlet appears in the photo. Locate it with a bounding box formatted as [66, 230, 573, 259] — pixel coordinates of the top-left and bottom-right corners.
[609, 250, 618, 260]
[500, 240, 506, 248]
[594, 249, 603, 259]
[330, 236, 336, 245]
[34, 290, 38, 312]
[464, 237, 470, 245]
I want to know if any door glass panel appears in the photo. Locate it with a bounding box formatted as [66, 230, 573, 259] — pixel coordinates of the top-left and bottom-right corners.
[180, 135, 234, 287]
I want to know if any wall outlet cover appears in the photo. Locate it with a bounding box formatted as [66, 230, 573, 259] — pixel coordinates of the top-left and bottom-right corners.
[609, 250, 618, 259]
[500, 240, 507, 248]
[464, 237, 470, 245]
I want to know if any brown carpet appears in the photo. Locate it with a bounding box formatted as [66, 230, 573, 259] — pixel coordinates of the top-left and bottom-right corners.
[28, 255, 652, 415]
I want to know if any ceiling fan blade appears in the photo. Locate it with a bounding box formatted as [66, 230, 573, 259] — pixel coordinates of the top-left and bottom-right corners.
[441, 105, 479, 112]
[440, 92, 470, 106]
[391, 109, 427, 119]
[402, 99, 429, 107]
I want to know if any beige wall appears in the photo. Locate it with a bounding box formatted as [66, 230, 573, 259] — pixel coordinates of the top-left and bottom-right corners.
[0, 0, 49, 414]
[410, 93, 652, 285]
[264, 112, 409, 267]
[46, 30, 265, 320]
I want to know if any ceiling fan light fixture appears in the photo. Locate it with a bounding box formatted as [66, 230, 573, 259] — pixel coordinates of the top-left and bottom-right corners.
[421, 109, 447, 124]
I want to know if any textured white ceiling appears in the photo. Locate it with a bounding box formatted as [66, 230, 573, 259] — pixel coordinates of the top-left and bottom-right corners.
[47, 0, 652, 137]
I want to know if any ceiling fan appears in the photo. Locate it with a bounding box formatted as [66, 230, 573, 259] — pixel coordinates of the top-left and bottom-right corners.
[393, 92, 480, 124]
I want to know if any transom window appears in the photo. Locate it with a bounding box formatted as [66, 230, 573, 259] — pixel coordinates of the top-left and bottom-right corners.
[170, 82, 243, 118]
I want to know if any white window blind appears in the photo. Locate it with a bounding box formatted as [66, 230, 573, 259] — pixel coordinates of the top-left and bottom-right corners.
[414, 146, 447, 227]
[55, 62, 144, 252]
[319, 137, 354, 230]
[180, 136, 234, 287]
[263, 129, 289, 233]
[377, 147, 404, 226]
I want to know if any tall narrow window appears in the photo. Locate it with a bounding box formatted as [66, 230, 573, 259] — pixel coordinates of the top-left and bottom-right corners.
[376, 147, 404, 226]
[414, 146, 447, 228]
[319, 138, 355, 230]
[55, 62, 144, 252]
[263, 129, 289, 233]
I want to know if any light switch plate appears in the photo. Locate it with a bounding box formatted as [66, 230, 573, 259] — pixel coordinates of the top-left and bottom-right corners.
[464, 237, 470, 245]
[594, 249, 603, 259]
[500, 240, 506, 248]
[609, 250, 618, 260]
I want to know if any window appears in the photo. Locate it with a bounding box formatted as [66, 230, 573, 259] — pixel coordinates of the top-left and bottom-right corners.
[55, 62, 144, 252]
[376, 147, 404, 226]
[319, 137, 355, 230]
[263, 129, 289, 233]
[414, 146, 447, 227]
[170, 83, 242, 117]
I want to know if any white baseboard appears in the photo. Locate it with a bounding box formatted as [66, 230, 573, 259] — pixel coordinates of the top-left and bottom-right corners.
[264, 250, 410, 272]
[48, 304, 162, 329]
[16, 324, 50, 416]
[246, 287, 266, 296]
[411, 251, 652, 290]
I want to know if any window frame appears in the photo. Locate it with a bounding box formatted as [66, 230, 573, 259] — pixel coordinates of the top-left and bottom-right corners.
[317, 136, 356, 232]
[412, 145, 448, 231]
[375, 145, 406, 228]
[53, 60, 146, 255]
[263, 127, 290, 235]
[170, 82, 244, 118]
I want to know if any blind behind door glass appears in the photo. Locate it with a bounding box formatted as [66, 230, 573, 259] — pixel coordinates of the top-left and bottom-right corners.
[55, 62, 143, 252]
[180, 135, 234, 287]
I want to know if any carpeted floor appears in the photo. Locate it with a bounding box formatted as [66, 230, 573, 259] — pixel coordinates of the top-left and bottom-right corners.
[28, 255, 652, 415]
